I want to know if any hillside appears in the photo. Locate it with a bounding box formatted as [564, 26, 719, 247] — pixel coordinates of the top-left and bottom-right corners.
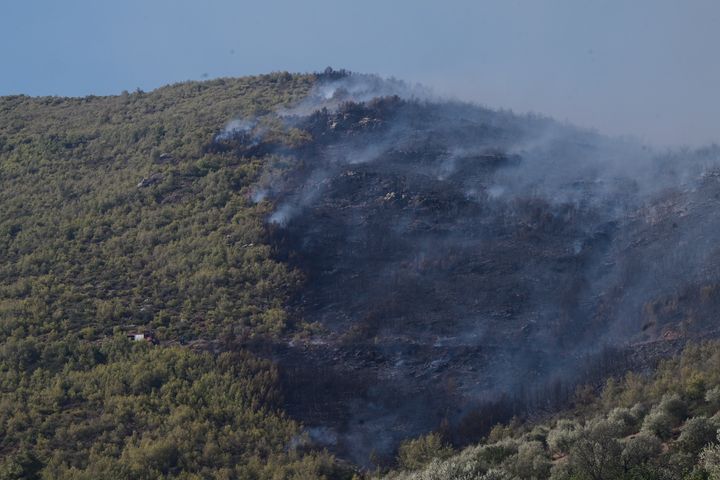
[227, 73, 720, 464]
[3, 70, 720, 478]
[0, 73, 350, 479]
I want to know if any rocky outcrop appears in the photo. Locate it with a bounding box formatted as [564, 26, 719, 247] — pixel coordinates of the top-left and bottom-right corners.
[136, 172, 164, 188]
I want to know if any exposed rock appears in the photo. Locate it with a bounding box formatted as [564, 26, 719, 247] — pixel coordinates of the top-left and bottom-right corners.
[136, 172, 164, 188]
[155, 152, 177, 164]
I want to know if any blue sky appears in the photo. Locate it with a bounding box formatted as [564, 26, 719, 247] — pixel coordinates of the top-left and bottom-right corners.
[2, 0, 719, 146]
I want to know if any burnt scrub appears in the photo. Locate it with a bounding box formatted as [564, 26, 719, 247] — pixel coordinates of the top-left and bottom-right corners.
[216, 74, 720, 465]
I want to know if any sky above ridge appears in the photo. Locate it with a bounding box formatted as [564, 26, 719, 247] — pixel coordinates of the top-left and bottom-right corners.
[2, 0, 719, 146]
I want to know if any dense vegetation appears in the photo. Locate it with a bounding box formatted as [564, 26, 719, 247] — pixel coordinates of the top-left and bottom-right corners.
[0, 73, 313, 341]
[0, 337, 342, 479]
[0, 74, 351, 478]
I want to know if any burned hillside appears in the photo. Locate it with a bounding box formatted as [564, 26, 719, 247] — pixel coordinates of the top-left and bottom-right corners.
[213, 77, 720, 464]
[4, 70, 720, 477]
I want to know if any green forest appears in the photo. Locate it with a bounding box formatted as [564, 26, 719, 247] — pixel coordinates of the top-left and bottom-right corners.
[0, 74, 348, 479]
[3, 73, 720, 479]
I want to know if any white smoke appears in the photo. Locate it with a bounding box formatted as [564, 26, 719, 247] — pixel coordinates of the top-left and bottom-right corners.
[215, 118, 257, 142]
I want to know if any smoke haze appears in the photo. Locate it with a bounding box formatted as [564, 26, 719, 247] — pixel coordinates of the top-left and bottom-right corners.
[214, 72, 720, 464]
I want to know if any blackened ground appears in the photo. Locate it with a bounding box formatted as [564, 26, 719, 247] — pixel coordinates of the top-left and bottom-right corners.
[229, 97, 720, 465]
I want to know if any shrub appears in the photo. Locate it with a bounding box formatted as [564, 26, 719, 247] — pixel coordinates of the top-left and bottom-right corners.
[686, 373, 707, 401]
[546, 420, 581, 455]
[641, 408, 676, 439]
[567, 421, 623, 480]
[677, 416, 718, 455]
[487, 423, 514, 443]
[587, 417, 625, 439]
[706, 387, 720, 413]
[607, 407, 638, 436]
[658, 393, 687, 421]
[701, 433, 720, 479]
[630, 402, 649, 422]
[641, 395, 687, 440]
[0, 449, 43, 480]
[397, 433, 453, 471]
[621, 432, 662, 469]
[548, 461, 573, 480]
[503, 441, 551, 480]
[384, 446, 493, 480]
[479, 469, 511, 480]
[524, 425, 549, 445]
[475, 440, 519, 466]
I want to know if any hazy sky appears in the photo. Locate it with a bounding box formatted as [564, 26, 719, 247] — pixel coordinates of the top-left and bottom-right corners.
[3, 0, 719, 146]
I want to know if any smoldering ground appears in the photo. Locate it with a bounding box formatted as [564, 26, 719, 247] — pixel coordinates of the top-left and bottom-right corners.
[215, 71, 720, 465]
